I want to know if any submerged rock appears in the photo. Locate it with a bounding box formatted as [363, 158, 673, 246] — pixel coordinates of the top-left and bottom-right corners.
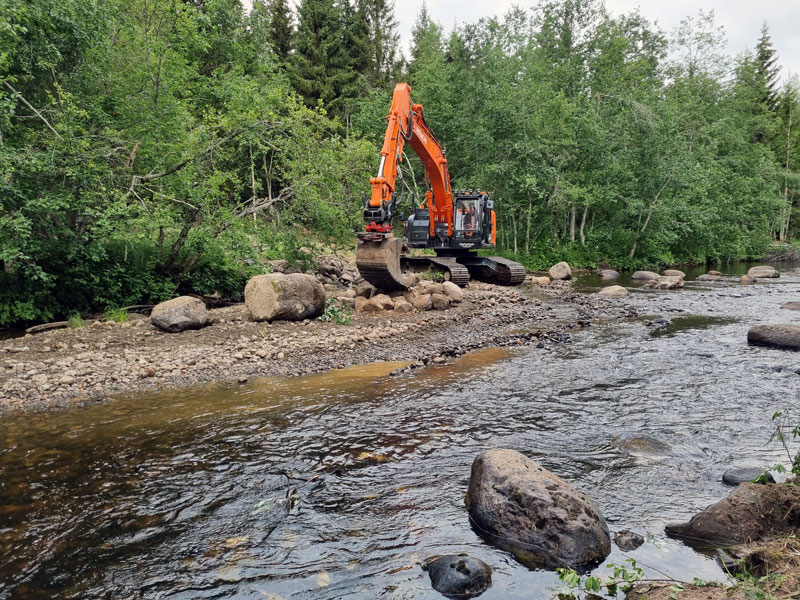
[780, 302, 800, 311]
[549, 261, 572, 280]
[612, 433, 670, 455]
[464, 449, 611, 570]
[425, 554, 492, 599]
[150, 296, 208, 333]
[747, 325, 800, 350]
[613, 530, 644, 551]
[598, 269, 620, 279]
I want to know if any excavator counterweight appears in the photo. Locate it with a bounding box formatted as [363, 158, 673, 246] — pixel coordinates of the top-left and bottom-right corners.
[356, 83, 525, 290]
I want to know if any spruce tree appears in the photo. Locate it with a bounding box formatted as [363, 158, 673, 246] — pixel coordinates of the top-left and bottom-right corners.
[755, 21, 781, 111]
[266, 0, 293, 63]
[359, 0, 401, 86]
[408, 1, 443, 77]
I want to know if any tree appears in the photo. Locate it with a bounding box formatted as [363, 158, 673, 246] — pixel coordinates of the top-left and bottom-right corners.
[755, 21, 781, 111]
[265, 0, 293, 62]
[359, 0, 401, 86]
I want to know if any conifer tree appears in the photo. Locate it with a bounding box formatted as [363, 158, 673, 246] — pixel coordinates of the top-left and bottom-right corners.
[755, 21, 781, 111]
[266, 0, 293, 62]
[359, 0, 401, 86]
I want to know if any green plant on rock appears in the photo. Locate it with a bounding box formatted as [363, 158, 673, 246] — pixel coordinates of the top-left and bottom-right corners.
[317, 298, 352, 325]
[555, 559, 645, 599]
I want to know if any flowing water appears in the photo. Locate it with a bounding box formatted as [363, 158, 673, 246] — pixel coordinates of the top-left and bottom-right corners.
[2, 265, 800, 599]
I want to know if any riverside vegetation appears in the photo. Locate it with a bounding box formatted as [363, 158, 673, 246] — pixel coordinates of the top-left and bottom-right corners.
[2, 0, 799, 329]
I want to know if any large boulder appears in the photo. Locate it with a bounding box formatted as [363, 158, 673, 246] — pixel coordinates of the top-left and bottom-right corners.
[417, 280, 445, 296]
[598, 269, 620, 279]
[781, 302, 800, 311]
[665, 482, 800, 546]
[431, 293, 450, 310]
[150, 296, 208, 333]
[425, 555, 492, 599]
[393, 297, 414, 313]
[598, 285, 629, 297]
[631, 270, 659, 281]
[442, 281, 464, 303]
[662, 269, 685, 278]
[464, 449, 611, 570]
[748, 265, 779, 278]
[722, 467, 774, 486]
[747, 325, 800, 350]
[245, 273, 325, 322]
[549, 262, 572, 280]
[412, 294, 433, 311]
[643, 275, 684, 290]
[740, 274, 755, 284]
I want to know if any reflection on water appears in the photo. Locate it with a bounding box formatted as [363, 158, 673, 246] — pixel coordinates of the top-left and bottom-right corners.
[3, 273, 800, 599]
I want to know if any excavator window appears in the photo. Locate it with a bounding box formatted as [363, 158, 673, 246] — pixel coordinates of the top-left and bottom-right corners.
[455, 199, 481, 233]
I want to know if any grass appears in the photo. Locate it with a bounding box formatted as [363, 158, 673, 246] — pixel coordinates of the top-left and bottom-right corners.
[104, 307, 129, 323]
[68, 314, 85, 328]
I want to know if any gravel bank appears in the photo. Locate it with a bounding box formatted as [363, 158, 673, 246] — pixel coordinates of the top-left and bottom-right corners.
[0, 280, 637, 415]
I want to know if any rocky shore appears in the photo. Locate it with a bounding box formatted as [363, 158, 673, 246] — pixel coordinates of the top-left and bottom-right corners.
[0, 277, 636, 415]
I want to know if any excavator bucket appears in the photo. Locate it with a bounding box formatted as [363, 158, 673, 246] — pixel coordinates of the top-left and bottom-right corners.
[356, 235, 409, 291]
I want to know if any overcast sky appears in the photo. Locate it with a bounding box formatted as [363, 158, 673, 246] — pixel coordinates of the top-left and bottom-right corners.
[393, 0, 800, 81]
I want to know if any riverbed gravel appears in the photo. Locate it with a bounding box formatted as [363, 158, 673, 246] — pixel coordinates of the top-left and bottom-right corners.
[0, 279, 638, 415]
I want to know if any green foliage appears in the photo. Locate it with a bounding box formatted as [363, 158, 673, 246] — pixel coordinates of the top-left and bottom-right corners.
[555, 559, 645, 599]
[317, 298, 352, 325]
[1, 0, 798, 326]
[769, 410, 800, 476]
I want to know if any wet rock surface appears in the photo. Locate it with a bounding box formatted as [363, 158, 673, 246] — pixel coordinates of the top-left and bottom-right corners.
[613, 529, 644, 551]
[747, 324, 800, 350]
[665, 482, 800, 546]
[464, 449, 611, 570]
[425, 554, 492, 599]
[722, 467, 774, 486]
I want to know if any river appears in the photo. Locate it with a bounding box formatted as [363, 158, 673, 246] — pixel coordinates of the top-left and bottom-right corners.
[2, 265, 800, 599]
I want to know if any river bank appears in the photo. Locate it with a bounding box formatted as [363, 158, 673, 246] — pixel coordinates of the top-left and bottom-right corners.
[0, 279, 637, 415]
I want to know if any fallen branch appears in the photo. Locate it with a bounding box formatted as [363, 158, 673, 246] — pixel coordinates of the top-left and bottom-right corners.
[3, 80, 62, 139]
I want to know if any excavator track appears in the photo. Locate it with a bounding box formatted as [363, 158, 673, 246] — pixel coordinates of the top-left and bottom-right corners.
[403, 256, 471, 286]
[460, 255, 527, 285]
[486, 256, 527, 285]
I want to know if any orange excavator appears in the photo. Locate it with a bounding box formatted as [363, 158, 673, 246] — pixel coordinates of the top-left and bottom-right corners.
[356, 83, 525, 290]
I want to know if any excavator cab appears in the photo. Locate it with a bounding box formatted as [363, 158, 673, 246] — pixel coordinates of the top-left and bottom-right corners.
[452, 192, 493, 248]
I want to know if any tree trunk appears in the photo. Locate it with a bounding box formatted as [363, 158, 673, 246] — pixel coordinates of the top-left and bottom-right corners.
[579, 205, 588, 245]
[781, 99, 793, 241]
[629, 173, 673, 260]
[570, 204, 576, 242]
[511, 211, 518, 254]
[525, 198, 533, 254]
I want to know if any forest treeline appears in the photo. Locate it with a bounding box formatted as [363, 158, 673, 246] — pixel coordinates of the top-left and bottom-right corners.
[1, 0, 798, 325]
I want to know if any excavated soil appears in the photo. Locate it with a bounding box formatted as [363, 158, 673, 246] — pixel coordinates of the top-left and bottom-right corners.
[0, 279, 636, 415]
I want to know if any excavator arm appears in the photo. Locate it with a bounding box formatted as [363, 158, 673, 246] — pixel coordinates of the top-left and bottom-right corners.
[364, 83, 453, 238]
